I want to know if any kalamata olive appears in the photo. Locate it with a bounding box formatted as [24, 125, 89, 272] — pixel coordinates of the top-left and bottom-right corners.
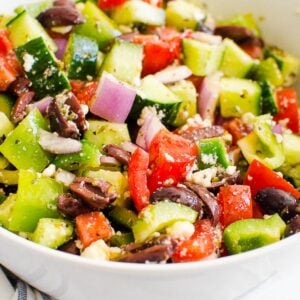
[285, 215, 300, 237]
[255, 188, 300, 220]
[150, 186, 204, 217]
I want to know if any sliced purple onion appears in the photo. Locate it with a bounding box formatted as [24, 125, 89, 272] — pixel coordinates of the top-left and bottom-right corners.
[272, 123, 284, 135]
[28, 96, 53, 115]
[39, 129, 82, 154]
[100, 155, 121, 166]
[121, 141, 138, 153]
[90, 72, 136, 123]
[191, 32, 222, 45]
[54, 37, 68, 60]
[153, 65, 192, 84]
[136, 110, 165, 150]
[198, 71, 222, 121]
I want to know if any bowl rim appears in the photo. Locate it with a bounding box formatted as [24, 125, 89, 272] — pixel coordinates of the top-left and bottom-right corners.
[1, 226, 299, 273]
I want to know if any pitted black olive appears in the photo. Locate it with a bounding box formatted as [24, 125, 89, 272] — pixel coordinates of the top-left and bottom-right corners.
[150, 186, 204, 218]
[285, 215, 300, 237]
[255, 188, 300, 220]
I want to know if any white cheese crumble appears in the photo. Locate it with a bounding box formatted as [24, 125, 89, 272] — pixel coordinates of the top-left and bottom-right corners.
[55, 168, 76, 186]
[225, 166, 237, 176]
[23, 53, 35, 72]
[241, 112, 255, 126]
[42, 164, 56, 177]
[81, 240, 121, 261]
[201, 153, 218, 165]
[186, 167, 218, 187]
[166, 221, 195, 239]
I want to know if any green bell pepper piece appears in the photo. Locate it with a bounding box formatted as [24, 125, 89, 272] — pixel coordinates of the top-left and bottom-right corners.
[31, 218, 73, 249]
[198, 137, 231, 169]
[132, 201, 198, 243]
[224, 214, 286, 254]
[108, 206, 138, 229]
[110, 232, 134, 247]
[238, 115, 285, 169]
[0, 170, 19, 185]
[0, 109, 52, 172]
[53, 139, 100, 171]
[8, 169, 63, 232]
[0, 194, 16, 229]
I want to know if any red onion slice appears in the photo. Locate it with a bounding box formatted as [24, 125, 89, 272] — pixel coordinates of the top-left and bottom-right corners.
[90, 72, 136, 123]
[54, 37, 68, 60]
[136, 109, 165, 150]
[100, 155, 121, 166]
[121, 141, 138, 153]
[272, 124, 283, 135]
[28, 96, 53, 115]
[154, 65, 192, 84]
[198, 71, 222, 121]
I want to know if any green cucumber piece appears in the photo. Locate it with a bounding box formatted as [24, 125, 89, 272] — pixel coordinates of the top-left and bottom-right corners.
[260, 81, 278, 115]
[112, 0, 165, 26]
[166, 0, 205, 30]
[265, 46, 300, 86]
[130, 75, 182, 125]
[8, 169, 63, 232]
[63, 33, 98, 80]
[217, 13, 261, 37]
[109, 206, 138, 229]
[220, 38, 254, 78]
[282, 133, 300, 165]
[168, 80, 197, 127]
[0, 94, 14, 118]
[15, 0, 54, 17]
[183, 38, 224, 76]
[224, 214, 285, 254]
[279, 164, 300, 188]
[0, 194, 16, 229]
[7, 11, 56, 52]
[53, 139, 100, 171]
[0, 109, 52, 172]
[253, 57, 283, 87]
[15, 37, 70, 98]
[132, 201, 198, 243]
[238, 115, 285, 170]
[0, 112, 14, 138]
[110, 232, 134, 247]
[31, 218, 73, 249]
[75, 1, 120, 50]
[100, 40, 143, 86]
[199, 137, 231, 169]
[84, 120, 130, 152]
[219, 78, 261, 117]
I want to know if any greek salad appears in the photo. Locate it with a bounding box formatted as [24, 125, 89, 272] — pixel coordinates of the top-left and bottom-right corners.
[0, 0, 299, 263]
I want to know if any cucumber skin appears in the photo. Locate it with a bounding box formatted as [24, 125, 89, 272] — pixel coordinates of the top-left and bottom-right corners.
[63, 33, 98, 80]
[15, 37, 70, 98]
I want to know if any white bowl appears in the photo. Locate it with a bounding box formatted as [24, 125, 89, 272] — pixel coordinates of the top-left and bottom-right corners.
[1, 1, 300, 299]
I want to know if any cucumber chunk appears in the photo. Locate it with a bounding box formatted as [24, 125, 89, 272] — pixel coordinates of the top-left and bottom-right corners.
[0, 93, 14, 118]
[132, 201, 198, 243]
[220, 38, 254, 78]
[253, 57, 283, 87]
[0, 112, 14, 139]
[100, 40, 143, 86]
[130, 75, 182, 125]
[168, 80, 197, 127]
[31, 218, 73, 249]
[112, 0, 165, 26]
[183, 38, 224, 76]
[265, 46, 300, 86]
[15, 37, 70, 98]
[15, 0, 54, 17]
[7, 11, 56, 52]
[260, 80, 278, 115]
[63, 33, 98, 80]
[219, 78, 261, 117]
[0, 194, 16, 229]
[166, 0, 205, 30]
[75, 1, 120, 50]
